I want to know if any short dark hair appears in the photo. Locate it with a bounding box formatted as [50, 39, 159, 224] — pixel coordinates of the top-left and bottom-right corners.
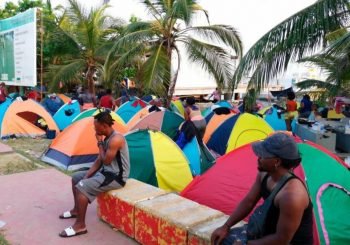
[280, 157, 301, 169]
[106, 89, 112, 94]
[186, 96, 196, 106]
[287, 91, 295, 100]
[94, 111, 114, 126]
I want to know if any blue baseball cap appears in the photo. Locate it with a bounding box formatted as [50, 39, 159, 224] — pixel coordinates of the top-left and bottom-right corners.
[252, 133, 300, 160]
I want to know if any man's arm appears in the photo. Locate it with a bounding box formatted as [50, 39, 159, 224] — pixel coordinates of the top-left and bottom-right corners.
[210, 173, 263, 245]
[248, 180, 309, 245]
[98, 134, 125, 165]
[84, 156, 102, 179]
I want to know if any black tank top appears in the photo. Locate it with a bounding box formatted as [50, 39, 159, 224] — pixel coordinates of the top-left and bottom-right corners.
[261, 174, 314, 245]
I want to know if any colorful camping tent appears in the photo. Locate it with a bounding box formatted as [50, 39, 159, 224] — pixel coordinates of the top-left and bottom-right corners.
[170, 100, 185, 117]
[129, 110, 184, 139]
[53, 100, 80, 131]
[182, 136, 215, 176]
[0, 98, 12, 129]
[263, 105, 296, 131]
[41, 117, 127, 170]
[181, 139, 350, 245]
[125, 130, 193, 192]
[126, 106, 151, 130]
[204, 113, 274, 155]
[57, 93, 71, 104]
[202, 101, 234, 118]
[116, 99, 148, 123]
[72, 108, 125, 125]
[1, 100, 59, 138]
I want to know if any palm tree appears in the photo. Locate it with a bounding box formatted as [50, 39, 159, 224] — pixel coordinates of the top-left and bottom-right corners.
[232, 0, 350, 91]
[47, 0, 124, 93]
[106, 0, 243, 105]
[297, 46, 350, 103]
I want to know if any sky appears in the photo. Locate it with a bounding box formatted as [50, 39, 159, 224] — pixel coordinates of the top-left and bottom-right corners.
[3, 0, 319, 90]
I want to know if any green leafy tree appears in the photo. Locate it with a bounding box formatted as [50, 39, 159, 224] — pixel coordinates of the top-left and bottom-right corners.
[232, 0, 350, 92]
[47, 0, 124, 93]
[106, 0, 242, 105]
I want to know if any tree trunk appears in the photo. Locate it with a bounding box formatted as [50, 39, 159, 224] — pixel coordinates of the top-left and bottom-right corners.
[86, 65, 95, 95]
[166, 45, 180, 108]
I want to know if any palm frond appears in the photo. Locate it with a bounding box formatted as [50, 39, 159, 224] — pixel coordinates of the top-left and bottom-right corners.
[326, 30, 350, 55]
[233, 0, 350, 90]
[142, 0, 163, 21]
[172, 0, 199, 24]
[181, 37, 234, 88]
[181, 25, 243, 58]
[140, 43, 171, 91]
[296, 79, 339, 96]
[48, 59, 85, 91]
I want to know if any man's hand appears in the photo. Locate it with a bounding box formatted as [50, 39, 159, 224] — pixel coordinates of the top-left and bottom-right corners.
[210, 225, 229, 245]
[95, 133, 103, 142]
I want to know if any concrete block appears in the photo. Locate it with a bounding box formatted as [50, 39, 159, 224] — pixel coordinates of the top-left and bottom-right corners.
[135, 193, 224, 245]
[188, 216, 246, 245]
[97, 178, 167, 238]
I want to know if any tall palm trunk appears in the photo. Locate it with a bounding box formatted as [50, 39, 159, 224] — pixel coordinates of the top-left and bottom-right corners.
[86, 65, 95, 95]
[166, 45, 180, 107]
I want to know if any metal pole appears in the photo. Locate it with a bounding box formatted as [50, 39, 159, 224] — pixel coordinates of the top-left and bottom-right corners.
[40, 9, 44, 99]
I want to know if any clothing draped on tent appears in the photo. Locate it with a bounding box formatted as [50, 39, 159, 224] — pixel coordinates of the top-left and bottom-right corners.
[116, 99, 148, 123]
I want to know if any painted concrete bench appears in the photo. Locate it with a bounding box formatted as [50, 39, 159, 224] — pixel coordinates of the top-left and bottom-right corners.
[97, 178, 244, 244]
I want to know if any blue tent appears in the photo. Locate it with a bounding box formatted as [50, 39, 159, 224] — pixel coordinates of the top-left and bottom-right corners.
[53, 100, 81, 131]
[116, 99, 148, 123]
[0, 98, 12, 129]
[182, 137, 215, 176]
[216, 101, 233, 109]
[264, 106, 296, 132]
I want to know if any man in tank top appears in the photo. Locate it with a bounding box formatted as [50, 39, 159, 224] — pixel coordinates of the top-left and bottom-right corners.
[211, 133, 313, 245]
[59, 111, 130, 238]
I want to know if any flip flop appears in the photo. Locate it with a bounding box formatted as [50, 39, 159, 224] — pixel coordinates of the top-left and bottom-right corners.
[59, 226, 88, 238]
[59, 211, 77, 219]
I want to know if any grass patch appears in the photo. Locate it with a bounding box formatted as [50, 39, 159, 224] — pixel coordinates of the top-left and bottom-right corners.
[5, 137, 51, 159]
[0, 233, 9, 245]
[0, 153, 37, 175]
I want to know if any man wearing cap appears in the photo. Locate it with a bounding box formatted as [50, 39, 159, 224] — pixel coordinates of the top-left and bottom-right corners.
[58, 111, 130, 238]
[211, 133, 313, 245]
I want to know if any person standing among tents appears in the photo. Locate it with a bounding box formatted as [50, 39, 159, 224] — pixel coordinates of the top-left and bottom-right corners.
[211, 133, 313, 245]
[0, 82, 7, 104]
[99, 88, 115, 110]
[299, 94, 313, 118]
[58, 111, 130, 238]
[185, 96, 206, 138]
[79, 87, 97, 110]
[284, 91, 298, 131]
[209, 87, 222, 103]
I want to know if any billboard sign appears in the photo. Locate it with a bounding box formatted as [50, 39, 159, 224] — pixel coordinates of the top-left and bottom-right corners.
[0, 8, 37, 86]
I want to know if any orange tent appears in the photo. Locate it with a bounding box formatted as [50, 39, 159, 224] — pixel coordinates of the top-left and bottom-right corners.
[41, 117, 127, 170]
[1, 100, 59, 138]
[57, 94, 71, 104]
